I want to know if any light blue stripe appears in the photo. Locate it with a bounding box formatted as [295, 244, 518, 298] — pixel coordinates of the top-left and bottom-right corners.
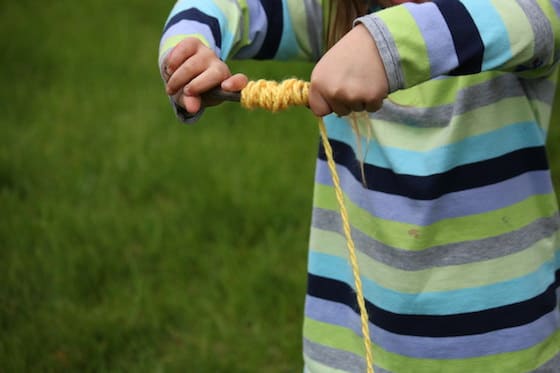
[167, 0, 225, 26]
[305, 295, 560, 359]
[315, 160, 554, 226]
[324, 116, 545, 176]
[460, 0, 513, 71]
[404, 2, 458, 77]
[167, 0, 236, 58]
[308, 251, 557, 315]
[554, 0, 560, 19]
[275, 1, 303, 60]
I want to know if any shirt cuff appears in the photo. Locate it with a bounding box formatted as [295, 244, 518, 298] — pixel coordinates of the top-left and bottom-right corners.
[354, 14, 405, 93]
[172, 99, 204, 124]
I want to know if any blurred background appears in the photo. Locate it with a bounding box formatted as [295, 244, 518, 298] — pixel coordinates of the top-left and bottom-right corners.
[1, 1, 317, 371]
[1, 1, 559, 372]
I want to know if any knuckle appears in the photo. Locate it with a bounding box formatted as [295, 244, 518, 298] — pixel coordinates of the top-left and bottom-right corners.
[166, 57, 178, 71]
[187, 57, 204, 73]
[210, 63, 230, 80]
[199, 44, 215, 56]
[172, 92, 185, 108]
[310, 74, 327, 91]
[365, 100, 383, 112]
[331, 86, 353, 102]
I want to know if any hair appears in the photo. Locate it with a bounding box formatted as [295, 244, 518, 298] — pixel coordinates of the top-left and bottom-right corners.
[326, 0, 376, 186]
[326, 0, 371, 49]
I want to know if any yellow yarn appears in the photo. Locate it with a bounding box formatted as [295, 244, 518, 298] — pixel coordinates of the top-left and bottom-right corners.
[241, 79, 310, 112]
[240, 79, 375, 373]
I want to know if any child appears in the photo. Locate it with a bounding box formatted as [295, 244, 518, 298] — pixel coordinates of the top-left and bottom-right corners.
[159, 0, 560, 371]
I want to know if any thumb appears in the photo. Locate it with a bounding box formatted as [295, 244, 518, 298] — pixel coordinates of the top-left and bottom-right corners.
[308, 85, 333, 117]
[183, 95, 202, 114]
[221, 73, 249, 92]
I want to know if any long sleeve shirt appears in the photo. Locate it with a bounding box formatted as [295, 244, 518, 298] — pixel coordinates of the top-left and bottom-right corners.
[159, 1, 560, 372]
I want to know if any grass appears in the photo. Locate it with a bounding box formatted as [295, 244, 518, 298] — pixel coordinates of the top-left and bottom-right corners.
[0, 1, 559, 372]
[0, 1, 316, 372]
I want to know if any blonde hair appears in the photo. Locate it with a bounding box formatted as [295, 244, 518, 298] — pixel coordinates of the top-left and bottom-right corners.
[326, 0, 375, 185]
[326, 0, 371, 49]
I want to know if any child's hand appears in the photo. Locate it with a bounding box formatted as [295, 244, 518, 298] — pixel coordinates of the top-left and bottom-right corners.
[308, 24, 389, 117]
[163, 38, 248, 114]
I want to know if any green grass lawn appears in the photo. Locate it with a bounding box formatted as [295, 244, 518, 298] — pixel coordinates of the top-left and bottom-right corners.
[1, 1, 559, 372]
[0, 2, 316, 371]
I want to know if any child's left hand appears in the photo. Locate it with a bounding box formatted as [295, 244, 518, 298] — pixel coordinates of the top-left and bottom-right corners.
[308, 24, 389, 117]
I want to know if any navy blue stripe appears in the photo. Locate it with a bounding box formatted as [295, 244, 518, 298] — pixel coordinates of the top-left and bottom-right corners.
[318, 140, 549, 200]
[433, 0, 484, 75]
[163, 8, 222, 49]
[254, 0, 283, 59]
[307, 270, 559, 337]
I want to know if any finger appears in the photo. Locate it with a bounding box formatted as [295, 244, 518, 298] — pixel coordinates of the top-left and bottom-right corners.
[172, 91, 185, 109]
[162, 63, 171, 82]
[329, 101, 352, 117]
[221, 73, 248, 92]
[166, 53, 208, 95]
[308, 86, 333, 117]
[165, 38, 202, 75]
[183, 95, 202, 114]
[349, 102, 366, 112]
[365, 100, 383, 113]
[184, 65, 230, 96]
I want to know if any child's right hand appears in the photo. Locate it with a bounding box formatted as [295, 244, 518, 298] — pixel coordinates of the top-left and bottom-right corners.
[163, 38, 248, 114]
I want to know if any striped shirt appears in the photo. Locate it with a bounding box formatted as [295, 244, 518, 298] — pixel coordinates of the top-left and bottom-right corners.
[159, 1, 560, 372]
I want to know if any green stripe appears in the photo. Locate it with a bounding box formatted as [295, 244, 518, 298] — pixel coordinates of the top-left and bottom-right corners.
[236, 0, 251, 57]
[213, 0, 245, 58]
[213, 0, 241, 35]
[159, 34, 211, 59]
[304, 318, 560, 373]
[304, 317, 365, 357]
[491, 0, 534, 71]
[371, 96, 540, 152]
[310, 227, 558, 293]
[314, 186, 558, 251]
[287, 1, 312, 59]
[380, 6, 430, 87]
[533, 99, 554, 133]
[388, 72, 495, 107]
[304, 353, 347, 373]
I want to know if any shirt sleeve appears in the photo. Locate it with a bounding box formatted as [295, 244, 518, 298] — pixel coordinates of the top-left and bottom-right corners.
[158, 0, 325, 66]
[356, 0, 560, 92]
[158, 0, 325, 122]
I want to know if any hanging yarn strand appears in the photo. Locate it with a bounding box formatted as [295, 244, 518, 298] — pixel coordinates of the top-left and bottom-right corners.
[239, 79, 375, 373]
[318, 120, 375, 373]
